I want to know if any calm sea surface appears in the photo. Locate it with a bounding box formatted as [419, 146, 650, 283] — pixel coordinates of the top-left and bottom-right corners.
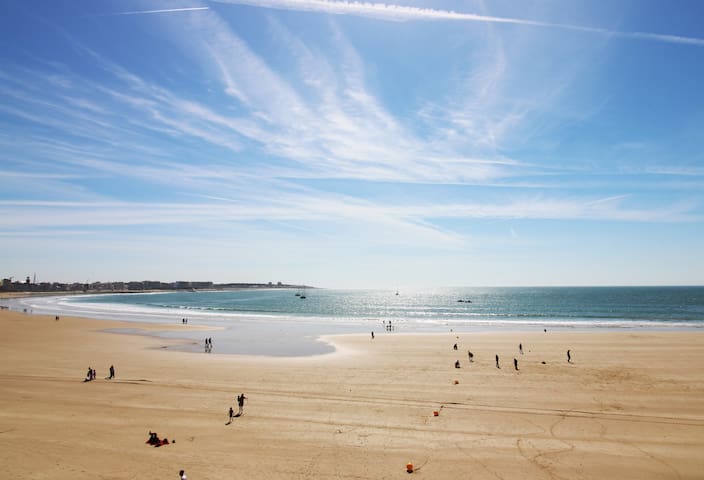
[7, 286, 704, 356]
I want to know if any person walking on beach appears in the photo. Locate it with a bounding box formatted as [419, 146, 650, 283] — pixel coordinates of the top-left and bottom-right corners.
[514, 358, 519, 371]
[453, 343, 458, 351]
[237, 393, 247, 415]
[468, 351, 474, 363]
[371, 331, 374, 340]
[108, 365, 115, 379]
[179, 469, 187, 480]
[567, 349, 571, 363]
[519, 343, 523, 355]
[228, 406, 234, 423]
[495, 354, 500, 369]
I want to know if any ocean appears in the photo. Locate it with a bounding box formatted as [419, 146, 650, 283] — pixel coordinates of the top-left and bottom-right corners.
[6, 286, 704, 356]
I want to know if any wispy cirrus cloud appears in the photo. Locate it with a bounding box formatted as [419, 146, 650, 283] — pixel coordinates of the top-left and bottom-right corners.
[0, 192, 697, 242]
[214, 0, 704, 47]
[1, 0, 700, 249]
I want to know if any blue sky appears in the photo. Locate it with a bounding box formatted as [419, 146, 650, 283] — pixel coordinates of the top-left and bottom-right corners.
[1, 0, 703, 288]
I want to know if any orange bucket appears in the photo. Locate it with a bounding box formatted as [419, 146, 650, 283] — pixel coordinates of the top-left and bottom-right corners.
[406, 463, 414, 473]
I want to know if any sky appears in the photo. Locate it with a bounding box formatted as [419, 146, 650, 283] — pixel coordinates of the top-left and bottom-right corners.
[1, 0, 703, 289]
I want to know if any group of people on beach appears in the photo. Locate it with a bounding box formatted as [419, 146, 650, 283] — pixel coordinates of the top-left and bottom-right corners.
[453, 342, 572, 371]
[83, 364, 115, 382]
[204, 337, 213, 353]
[146, 431, 171, 447]
[227, 393, 247, 423]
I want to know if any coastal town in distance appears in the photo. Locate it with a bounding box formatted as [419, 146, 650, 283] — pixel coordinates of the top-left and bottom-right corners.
[0, 276, 308, 294]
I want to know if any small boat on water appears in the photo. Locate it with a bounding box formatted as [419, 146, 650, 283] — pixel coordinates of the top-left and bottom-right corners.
[457, 299, 472, 303]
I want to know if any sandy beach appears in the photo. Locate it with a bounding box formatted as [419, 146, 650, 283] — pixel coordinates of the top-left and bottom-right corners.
[1, 309, 703, 479]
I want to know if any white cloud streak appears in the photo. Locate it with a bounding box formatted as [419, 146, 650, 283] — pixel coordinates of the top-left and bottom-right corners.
[213, 0, 704, 47]
[107, 7, 210, 16]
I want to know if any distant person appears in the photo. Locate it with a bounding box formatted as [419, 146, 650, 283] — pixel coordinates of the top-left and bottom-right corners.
[85, 367, 93, 382]
[454, 360, 461, 368]
[371, 331, 374, 340]
[514, 358, 518, 371]
[453, 343, 458, 351]
[237, 393, 247, 415]
[55, 315, 60, 321]
[567, 349, 571, 363]
[229, 406, 234, 423]
[495, 354, 500, 369]
[108, 365, 115, 379]
[519, 343, 523, 355]
[179, 469, 187, 480]
[467, 351, 474, 363]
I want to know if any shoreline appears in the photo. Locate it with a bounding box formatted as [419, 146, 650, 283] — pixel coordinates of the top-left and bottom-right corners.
[3, 290, 703, 358]
[1, 308, 703, 479]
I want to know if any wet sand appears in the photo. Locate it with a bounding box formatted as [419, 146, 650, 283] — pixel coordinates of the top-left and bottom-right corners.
[0, 309, 702, 479]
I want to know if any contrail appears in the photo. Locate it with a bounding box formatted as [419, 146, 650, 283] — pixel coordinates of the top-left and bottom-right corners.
[109, 6, 210, 16]
[212, 0, 704, 47]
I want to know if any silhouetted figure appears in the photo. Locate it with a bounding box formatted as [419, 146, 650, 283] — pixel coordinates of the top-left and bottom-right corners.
[514, 358, 518, 370]
[108, 365, 115, 379]
[179, 469, 187, 480]
[453, 343, 458, 350]
[237, 393, 247, 415]
[371, 331, 374, 339]
[519, 343, 523, 354]
[567, 349, 571, 363]
[228, 406, 234, 423]
[495, 354, 500, 369]
[468, 350, 474, 362]
[454, 360, 461, 368]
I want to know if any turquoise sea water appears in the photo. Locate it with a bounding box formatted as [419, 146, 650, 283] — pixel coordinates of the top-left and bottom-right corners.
[8, 286, 704, 356]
